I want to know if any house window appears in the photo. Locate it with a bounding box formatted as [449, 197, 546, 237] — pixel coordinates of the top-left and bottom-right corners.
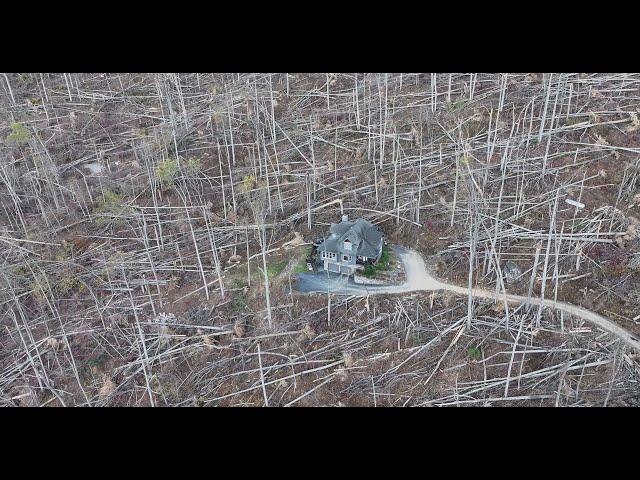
[343, 255, 350, 262]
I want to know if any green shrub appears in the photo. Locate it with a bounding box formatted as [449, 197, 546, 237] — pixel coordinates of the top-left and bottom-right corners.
[29, 273, 49, 304]
[379, 245, 391, 265]
[467, 346, 482, 361]
[232, 278, 248, 289]
[133, 127, 148, 138]
[6, 123, 31, 144]
[54, 271, 82, 296]
[185, 157, 202, 174]
[361, 246, 392, 279]
[94, 190, 131, 227]
[232, 295, 247, 311]
[362, 264, 376, 278]
[241, 175, 256, 193]
[28, 269, 82, 303]
[156, 159, 179, 187]
[445, 99, 467, 113]
[88, 355, 107, 369]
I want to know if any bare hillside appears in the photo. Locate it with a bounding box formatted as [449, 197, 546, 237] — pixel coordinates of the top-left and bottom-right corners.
[1, 73, 639, 407]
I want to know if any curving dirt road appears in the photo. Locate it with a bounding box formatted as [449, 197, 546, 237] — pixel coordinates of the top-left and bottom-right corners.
[296, 247, 640, 353]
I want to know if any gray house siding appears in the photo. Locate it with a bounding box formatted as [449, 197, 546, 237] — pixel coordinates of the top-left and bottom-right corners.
[326, 261, 340, 273]
[321, 248, 356, 275]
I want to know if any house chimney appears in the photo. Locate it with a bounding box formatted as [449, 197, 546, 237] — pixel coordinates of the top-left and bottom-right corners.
[342, 214, 348, 223]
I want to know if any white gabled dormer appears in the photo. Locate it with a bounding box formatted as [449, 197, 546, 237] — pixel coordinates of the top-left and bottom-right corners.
[343, 238, 352, 251]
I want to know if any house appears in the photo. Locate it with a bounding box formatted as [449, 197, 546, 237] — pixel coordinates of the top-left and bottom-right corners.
[315, 215, 384, 275]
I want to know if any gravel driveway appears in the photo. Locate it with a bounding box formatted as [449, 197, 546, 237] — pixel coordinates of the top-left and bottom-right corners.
[295, 246, 442, 296]
[295, 246, 640, 353]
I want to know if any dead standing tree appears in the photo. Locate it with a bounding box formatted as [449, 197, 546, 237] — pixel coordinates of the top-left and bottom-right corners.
[242, 175, 273, 329]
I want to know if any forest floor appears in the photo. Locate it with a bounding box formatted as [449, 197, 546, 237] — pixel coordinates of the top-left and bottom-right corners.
[3, 73, 640, 407]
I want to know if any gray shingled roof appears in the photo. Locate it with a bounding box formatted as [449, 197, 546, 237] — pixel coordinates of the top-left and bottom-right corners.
[318, 218, 383, 259]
